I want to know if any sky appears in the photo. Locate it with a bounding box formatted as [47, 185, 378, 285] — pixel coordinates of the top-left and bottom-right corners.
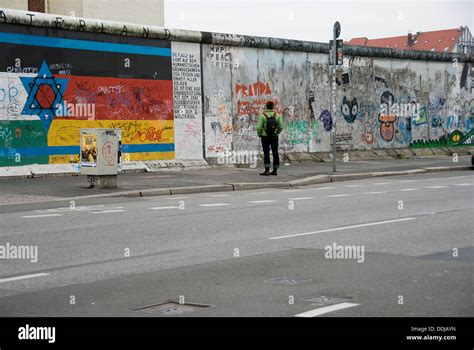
[164, 0, 473, 43]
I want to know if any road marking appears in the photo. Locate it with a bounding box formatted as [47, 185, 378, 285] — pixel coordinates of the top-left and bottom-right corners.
[426, 186, 448, 189]
[248, 192, 266, 195]
[344, 184, 364, 188]
[399, 179, 420, 183]
[326, 194, 351, 198]
[148, 206, 179, 210]
[166, 196, 189, 200]
[454, 183, 472, 186]
[199, 203, 230, 207]
[295, 302, 359, 317]
[399, 188, 419, 192]
[289, 197, 315, 201]
[0, 273, 50, 283]
[284, 189, 302, 192]
[313, 187, 335, 190]
[364, 191, 388, 195]
[208, 194, 230, 197]
[90, 209, 127, 214]
[22, 214, 62, 218]
[268, 217, 416, 240]
[373, 182, 390, 185]
[248, 200, 276, 203]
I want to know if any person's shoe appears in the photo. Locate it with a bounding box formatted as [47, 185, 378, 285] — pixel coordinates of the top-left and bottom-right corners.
[270, 169, 278, 176]
[260, 170, 270, 176]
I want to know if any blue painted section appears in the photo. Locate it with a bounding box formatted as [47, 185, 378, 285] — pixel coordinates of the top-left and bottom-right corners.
[0, 143, 175, 157]
[0, 32, 171, 57]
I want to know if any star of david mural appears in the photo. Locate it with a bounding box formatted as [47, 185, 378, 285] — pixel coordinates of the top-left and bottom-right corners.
[20, 60, 69, 131]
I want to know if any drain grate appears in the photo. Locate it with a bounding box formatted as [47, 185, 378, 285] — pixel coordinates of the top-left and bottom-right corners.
[134, 301, 212, 316]
[300, 295, 351, 306]
[264, 276, 312, 285]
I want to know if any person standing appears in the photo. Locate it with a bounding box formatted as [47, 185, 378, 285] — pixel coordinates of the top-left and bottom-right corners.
[256, 101, 283, 176]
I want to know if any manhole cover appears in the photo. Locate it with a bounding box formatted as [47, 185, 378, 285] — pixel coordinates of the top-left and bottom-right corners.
[134, 302, 212, 316]
[300, 295, 351, 306]
[264, 276, 312, 285]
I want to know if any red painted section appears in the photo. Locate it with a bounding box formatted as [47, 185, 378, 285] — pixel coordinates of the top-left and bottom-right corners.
[57, 75, 174, 120]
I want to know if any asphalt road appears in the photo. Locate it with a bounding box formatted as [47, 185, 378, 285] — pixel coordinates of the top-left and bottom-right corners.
[0, 171, 473, 317]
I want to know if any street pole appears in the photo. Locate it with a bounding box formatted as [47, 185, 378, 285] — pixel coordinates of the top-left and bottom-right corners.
[331, 22, 340, 173]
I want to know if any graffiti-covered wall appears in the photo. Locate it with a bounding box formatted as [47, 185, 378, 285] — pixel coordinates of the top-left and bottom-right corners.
[202, 45, 473, 158]
[0, 8, 472, 169]
[0, 22, 203, 167]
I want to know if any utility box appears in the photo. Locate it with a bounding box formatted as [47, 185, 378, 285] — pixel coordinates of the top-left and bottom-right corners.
[80, 128, 119, 188]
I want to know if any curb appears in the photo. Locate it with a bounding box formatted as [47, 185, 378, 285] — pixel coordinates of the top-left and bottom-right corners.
[170, 184, 234, 195]
[0, 165, 471, 207]
[231, 182, 290, 191]
[288, 175, 331, 186]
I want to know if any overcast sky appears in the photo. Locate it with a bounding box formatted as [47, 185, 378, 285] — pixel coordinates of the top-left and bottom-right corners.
[164, 0, 473, 42]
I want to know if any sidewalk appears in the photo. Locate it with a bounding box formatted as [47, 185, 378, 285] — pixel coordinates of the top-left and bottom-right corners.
[0, 155, 472, 206]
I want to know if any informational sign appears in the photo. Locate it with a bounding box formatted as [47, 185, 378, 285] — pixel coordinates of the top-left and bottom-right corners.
[81, 132, 98, 168]
[80, 129, 118, 175]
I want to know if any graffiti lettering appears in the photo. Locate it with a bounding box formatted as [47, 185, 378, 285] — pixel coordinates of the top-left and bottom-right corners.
[236, 82, 271, 98]
[133, 126, 172, 143]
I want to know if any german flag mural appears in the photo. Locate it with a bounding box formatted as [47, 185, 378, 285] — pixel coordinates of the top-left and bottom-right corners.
[0, 24, 174, 166]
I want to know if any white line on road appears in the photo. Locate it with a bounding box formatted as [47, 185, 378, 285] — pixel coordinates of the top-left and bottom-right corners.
[22, 214, 62, 218]
[364, 191, 388, 195]
[199, 203, 230, 207]
[248, 200, 276, 203]
[268, 217, 416, 240]
[90, 210, 127, 214]
[426, 186, 448, 189]
[454, 183, 472, 186]
[373, 182, 390, 185]
[289, 197, 315, 201]
[399, 188, 419, 192]
[326, 194, 351, 198]
[0, 273, 50, 283]
[148, 206, 179, 210]
[344, 184, 364, 188]
[248, 192, 266, 195]
[166, 196, 189, 200]
[313, 187, 335, 190]
[295, 303, 359, 317]
[208, 194, 230, 197]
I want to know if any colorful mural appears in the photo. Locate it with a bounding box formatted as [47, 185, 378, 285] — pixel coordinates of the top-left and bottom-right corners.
[0, 24, 174, 166]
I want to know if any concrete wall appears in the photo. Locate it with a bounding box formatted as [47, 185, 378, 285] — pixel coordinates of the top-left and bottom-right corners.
[0, 8, 472, 168]
[202, 45, 473, 158]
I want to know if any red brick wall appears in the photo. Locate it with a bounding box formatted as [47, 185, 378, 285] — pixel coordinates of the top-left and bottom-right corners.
[28, 0, 45, 13]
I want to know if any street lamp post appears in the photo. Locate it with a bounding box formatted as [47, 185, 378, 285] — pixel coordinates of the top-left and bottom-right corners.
[330, 21, 341, 173]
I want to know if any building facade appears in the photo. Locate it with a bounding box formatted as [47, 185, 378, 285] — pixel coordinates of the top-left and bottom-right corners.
[0, 0, 164, 26]
[347, 27, 473, 54]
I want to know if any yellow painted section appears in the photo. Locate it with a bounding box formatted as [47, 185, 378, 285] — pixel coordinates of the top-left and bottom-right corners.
[127, 151, 175, 161]
[49, 155, 80, 164]
[47, 119, 175, 162]
[48, 119, 174, 146]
